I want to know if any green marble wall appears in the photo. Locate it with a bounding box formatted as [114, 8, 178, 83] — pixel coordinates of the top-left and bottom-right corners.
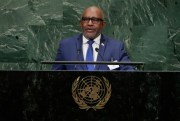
[0, 0, 180, 70]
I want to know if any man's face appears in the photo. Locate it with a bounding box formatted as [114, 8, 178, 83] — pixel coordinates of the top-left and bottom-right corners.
[80, 7, 106, 39]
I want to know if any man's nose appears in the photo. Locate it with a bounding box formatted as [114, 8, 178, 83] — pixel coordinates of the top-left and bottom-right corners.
[87, 19, 93, 25]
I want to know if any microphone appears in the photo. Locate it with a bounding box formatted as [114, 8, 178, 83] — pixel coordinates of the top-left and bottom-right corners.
[95, 47, 111, 70]
[95, 48, 105, 61]
[95, 48, 114, 62]
[74, 49, 81, 70]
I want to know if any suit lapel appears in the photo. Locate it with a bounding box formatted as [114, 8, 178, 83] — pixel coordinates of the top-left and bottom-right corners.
[76, 34, 87, 70]
[95, 35, 107, 70]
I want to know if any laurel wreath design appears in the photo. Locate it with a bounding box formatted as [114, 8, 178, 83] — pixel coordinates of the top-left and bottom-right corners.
[72, 76, 111, 111]
[72, 76, 89, 110]
[92, 77, 111, 110]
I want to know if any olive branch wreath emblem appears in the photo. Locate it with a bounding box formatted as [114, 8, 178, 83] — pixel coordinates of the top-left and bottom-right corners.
[72, 76, 111, 111]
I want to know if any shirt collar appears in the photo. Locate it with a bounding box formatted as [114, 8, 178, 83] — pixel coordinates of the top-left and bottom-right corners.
[82, 34, 101, 45]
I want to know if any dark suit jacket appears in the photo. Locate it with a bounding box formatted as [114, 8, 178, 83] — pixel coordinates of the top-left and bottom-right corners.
[52, 34, 134, 70]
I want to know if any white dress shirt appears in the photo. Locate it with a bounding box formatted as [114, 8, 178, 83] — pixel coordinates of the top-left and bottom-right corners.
[82, 34, 101, 61]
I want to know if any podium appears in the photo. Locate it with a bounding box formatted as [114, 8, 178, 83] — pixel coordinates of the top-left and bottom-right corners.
[0, 71, 179, 121]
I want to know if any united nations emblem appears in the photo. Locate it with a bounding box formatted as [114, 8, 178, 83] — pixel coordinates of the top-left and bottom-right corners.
[72, 76, 111, 110]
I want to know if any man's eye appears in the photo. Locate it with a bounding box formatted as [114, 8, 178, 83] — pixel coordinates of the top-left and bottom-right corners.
[91, 18, 99, 22]
[82, 18, 89, 21]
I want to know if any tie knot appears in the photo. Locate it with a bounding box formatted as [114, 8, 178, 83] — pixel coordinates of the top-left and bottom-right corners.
[87, 40, 94, 45]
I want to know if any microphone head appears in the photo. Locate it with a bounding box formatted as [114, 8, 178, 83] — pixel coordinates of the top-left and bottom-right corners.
[95, 48, 99, 52]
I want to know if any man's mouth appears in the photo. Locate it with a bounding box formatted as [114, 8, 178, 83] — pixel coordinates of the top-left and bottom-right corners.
[85, 28, 95, 33]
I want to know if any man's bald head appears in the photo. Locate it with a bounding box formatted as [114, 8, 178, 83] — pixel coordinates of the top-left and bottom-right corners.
[81, 6, 105, 20]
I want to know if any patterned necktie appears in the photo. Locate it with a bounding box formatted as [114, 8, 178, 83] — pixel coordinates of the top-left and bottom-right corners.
[86, 40, 94, 70]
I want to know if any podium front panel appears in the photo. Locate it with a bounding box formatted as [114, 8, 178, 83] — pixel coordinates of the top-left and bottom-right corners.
[0, 71, 179, 121]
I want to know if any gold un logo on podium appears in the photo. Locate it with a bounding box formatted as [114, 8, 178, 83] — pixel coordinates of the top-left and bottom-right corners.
[72, 76, 111, 111]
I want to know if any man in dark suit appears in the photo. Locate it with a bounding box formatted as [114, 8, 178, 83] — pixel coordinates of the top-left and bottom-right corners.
[52, 6, 134, 70]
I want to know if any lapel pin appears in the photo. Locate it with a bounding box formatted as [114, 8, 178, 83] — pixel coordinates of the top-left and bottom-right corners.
[101, 43, 104, 46]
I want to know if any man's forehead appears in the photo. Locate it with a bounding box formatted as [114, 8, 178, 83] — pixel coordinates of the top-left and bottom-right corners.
[82, 7, 103, 18]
